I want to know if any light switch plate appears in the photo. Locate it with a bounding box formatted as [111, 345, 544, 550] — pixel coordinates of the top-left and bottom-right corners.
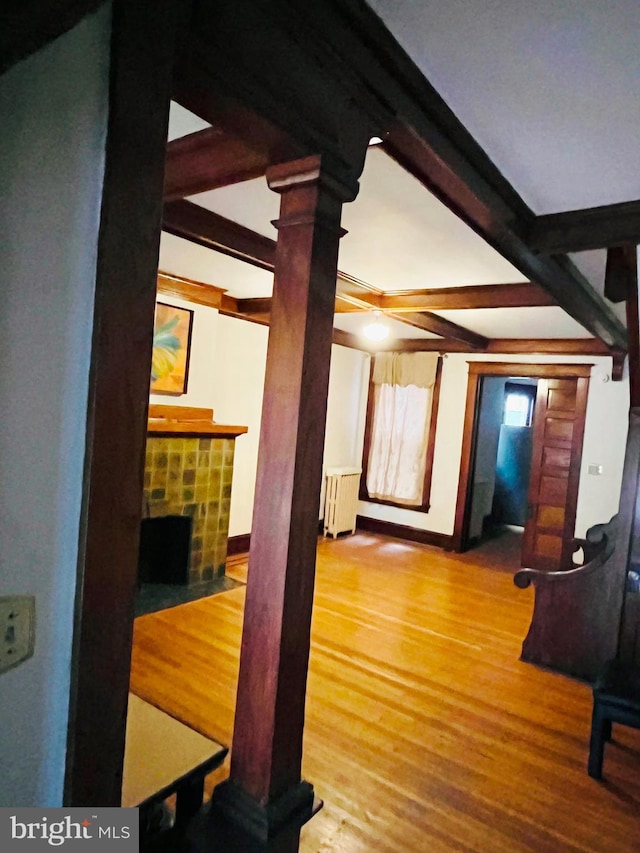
[588, 464, 604, 476]
[0, 596, 35, 674]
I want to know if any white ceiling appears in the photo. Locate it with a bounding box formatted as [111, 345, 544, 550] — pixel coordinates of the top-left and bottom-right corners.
[435, 306, 591, 340]
[333, 313, 437, 341]
[365, 0, 640, 214]
[162, 91, 605, 343]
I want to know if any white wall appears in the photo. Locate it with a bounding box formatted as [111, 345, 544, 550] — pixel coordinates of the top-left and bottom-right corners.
[359, 352, 629, 538]
[149, 298, 369, 537]
[211, 315, 268, 537]
[0, 7, 111, 807]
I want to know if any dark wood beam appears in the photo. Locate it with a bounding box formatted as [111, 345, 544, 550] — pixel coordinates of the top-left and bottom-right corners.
[626, 276, 640, 406]
[383, 132, 626, 349]
[164, 127, 273, 201]
[325, 335, 617, 357]
[161, 202, 618, 353]
[65, 0, 182, 807]
[334, 273, 382, 309]
[163, 199, 275, 270]
[486, 338, 610, 356]
[213, 155, 358, 841]
[529, 201, 640, 254]
[157, 271, 226, 309]
[389, 311, 488, 350]
[605, 244, 638, 304]
[379, 282, 556, 312]
[235, 296, 272, 315]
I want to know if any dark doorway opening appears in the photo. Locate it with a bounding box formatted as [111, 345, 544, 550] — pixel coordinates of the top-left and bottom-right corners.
[467, 376, 537, 556]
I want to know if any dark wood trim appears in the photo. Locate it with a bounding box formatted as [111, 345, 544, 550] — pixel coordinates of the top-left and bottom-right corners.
[452, 362, 594, 553]
[163, 199, 276, 270]
[355, 515, 454, 550]
[227, 533, 251, 556]
[626, 274, 640, 407]
[387, 311, 488, 349]
[566, 376, 590, 564]
[164, 126, 272, 200]
[452, 371, 482, 552]
[65, 0, 183, 807]
[528, 201, 640, 254]
[611, 347, 626, 382]
[379, 282, 557, 312]
[331, 328, 368, 350]
[359, 356, 442, 513]
[220, 154, 360, 829]
[486, 339, 611, 356]
[358, 359, 375, 503]
[467, 361, 593, 379]
[157, 271, 226, 309]
[422, 355, 443, 511]
[605, 245, 637, 304]
[0, 0, 104, 75]
[382, 133, 626, 349]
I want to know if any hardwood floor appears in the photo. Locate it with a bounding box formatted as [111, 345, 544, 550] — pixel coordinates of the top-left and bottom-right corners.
[130, 533, 640, 852]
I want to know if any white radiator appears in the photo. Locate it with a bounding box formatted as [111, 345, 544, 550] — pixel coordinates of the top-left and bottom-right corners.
[323, 467, 361, 538]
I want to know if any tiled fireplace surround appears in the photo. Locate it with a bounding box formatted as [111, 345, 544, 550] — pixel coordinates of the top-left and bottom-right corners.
[143, 405, 247, 584]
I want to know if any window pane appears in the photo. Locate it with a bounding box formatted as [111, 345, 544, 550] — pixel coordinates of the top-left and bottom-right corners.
[503, 392, 532, 427]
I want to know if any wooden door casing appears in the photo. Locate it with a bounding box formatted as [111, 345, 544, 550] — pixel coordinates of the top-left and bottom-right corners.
[521, 376, 590, 570]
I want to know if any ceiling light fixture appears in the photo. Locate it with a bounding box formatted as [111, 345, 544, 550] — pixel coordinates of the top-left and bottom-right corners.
[363, 311, 390, 342]
[369, 136, 383, 145]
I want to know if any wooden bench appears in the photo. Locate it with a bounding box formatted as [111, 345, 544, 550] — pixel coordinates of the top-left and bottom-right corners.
[122, 694, 228, 830]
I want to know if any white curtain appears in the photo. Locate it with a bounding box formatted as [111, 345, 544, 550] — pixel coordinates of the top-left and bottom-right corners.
[366, 353, 438, 506]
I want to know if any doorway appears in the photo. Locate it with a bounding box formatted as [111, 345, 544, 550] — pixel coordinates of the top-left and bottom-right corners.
[453, 362, 592, 569]
[467, 376, 537, 555]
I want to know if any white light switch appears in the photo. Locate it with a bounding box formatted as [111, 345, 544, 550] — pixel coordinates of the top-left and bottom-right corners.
[588, 464, 604, 476]
[0, 596, 35, 674]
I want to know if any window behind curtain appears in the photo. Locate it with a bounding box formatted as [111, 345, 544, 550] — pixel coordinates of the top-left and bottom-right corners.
[363, 352, 441, 509]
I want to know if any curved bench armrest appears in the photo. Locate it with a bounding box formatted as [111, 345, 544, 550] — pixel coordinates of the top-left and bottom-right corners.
[514, 534, 613, 589]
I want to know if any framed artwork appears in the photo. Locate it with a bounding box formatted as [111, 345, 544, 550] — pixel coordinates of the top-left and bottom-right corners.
[150, 302, 194, 395]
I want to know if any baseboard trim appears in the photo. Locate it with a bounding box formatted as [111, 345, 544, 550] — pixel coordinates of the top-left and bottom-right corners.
[356, 515, 454, 550]
[227, 533, 251, 556]
[228, 523, 325, 556]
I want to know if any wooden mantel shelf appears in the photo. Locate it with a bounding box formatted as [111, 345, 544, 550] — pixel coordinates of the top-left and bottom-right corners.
[147, 404, 248, 439]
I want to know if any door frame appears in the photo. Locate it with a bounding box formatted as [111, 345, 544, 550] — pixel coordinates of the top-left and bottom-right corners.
[452, 362, 592, 553]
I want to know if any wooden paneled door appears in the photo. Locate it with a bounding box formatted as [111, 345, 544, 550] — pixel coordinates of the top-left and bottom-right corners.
[521, 376, 590, 570]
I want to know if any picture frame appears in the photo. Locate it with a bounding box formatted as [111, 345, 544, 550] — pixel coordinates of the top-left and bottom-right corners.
[150, 302, 194, 395]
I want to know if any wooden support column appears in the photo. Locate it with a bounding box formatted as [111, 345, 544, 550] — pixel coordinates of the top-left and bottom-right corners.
[211, 155, 358, 844]
[64, 0, 185, 806]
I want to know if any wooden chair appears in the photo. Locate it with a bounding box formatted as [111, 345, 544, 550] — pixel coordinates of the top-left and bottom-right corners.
[588, 659, 640, 779]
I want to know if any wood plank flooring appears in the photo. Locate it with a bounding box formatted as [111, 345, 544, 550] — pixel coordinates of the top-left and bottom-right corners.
[130, 533, 640, 852]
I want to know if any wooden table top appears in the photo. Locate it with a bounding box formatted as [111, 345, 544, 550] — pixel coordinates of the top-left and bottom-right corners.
[121, 693, 227, 808]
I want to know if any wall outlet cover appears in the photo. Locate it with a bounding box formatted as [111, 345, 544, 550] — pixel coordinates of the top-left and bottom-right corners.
[0, 595, 36, 674]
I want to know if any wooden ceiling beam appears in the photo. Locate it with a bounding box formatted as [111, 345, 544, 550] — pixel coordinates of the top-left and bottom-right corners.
[387, 311, 488, 350]
[378, 282, 556, 312]
[163, 199, 276, 270]
[528, 201, 640, 254]
[157, 271, 226, 309]
[485, 338, 610, 356]
[605, 244, 638, 304]
[164, 127, 272, 201]
[382, 132, 626, 349]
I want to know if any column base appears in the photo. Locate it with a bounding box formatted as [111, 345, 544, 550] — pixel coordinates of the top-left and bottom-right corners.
[210, 778, 322, 844]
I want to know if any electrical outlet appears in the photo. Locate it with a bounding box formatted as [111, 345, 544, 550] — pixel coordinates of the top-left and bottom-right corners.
[0, 596, 35, 674]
